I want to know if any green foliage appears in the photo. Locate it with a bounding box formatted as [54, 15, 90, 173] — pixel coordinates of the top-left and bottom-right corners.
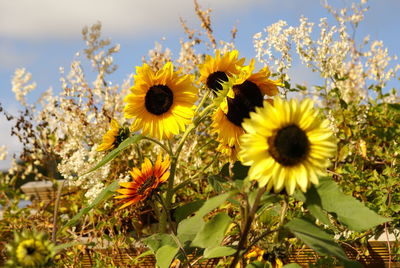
[330, 100, 400, 235]
[285, 217, 352, 266]
[155, 245, 180, 268]
[143, 233, 177, 253]
[308, 177, 389, 232]
[192, 212, 232, 248]
[173, 199, 205, 223]
[177, 192, 231, 243]
[203, 246, 236, 258]
[246, 261, 269, 268]
[61, 180, 119, 231]
[282, 264, 302, 268]
[2, 2, 399, 267]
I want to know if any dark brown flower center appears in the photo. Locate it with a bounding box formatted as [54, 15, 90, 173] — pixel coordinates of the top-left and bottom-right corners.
[137, 176, 157, 195]
[206, 71, 228, 92]
[226, 80, 264, 126]
[145, 85, 173, 115]
[268, 124, 310, 166]
[113, 127, 130, 148]
[26, 246, 36, 255]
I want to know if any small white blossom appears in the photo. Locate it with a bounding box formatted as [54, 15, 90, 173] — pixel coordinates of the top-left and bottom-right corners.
[0, 145, 7, 161]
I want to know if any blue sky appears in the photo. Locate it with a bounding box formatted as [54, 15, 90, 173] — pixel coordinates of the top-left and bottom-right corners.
[0, 0, 399, 169]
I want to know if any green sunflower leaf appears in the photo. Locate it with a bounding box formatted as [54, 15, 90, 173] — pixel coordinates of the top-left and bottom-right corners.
[191, 212, 232, 249]
[315, 177, 390, 232]
[85, 134, 143, 174]
[173, 199, 205, 223]
[143, 233, 177, 253]
[245, 261, 267, 268]
[177, 192, 231, 243]
[194, 192, 232, 219]
[282, 264, 303, 268]
[285, 217, 351, 264]
[204, 246, 236, 259]
[208, 175, 228, 193]
[155, 245, 179, 268]
[232, 161, 250, 181]
[177, 216, 205, 244]
[301, 187, 336, 229]
[60, 180, 119, 232]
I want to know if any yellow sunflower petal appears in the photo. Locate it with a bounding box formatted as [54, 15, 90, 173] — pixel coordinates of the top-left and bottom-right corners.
[239, 97, 337, 195]
[124, 62, 197, 140]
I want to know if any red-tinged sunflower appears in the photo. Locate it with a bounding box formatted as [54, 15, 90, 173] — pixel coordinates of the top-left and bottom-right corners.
[238, 97, 337, 195]
[198, 49, 245, 93]
[211, 60, 281, 156]
[97, 119, 130, 152]
[124, 62, 197, 140]
[115, 154, 170, 209]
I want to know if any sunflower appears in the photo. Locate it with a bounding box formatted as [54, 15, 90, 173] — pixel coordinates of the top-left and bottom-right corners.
[115, 154, 170, 209]
[97, 119, 130, 152]
[124, 62, 197, 140]
[198, 49, 245, 92]
[245, 246, 265, 262]
[211, 60, 281, 154]
[238, 97, 337, 195]
[5, 230, 55, 267]
[216, 139, 238, 161]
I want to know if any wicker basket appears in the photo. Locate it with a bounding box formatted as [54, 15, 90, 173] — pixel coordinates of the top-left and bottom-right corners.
[288, 241, 400, 268]
[81, 248, 220, 267]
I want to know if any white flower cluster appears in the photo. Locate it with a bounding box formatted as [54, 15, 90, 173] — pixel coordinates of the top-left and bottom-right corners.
[176, 39, 201, 73]
[54, 24, 130, 201]
[0, 145, 7, 161]
[11, 68, 37, 107]
[7, 22, 131, 202]
[144, 41, 172, 71]
[253, 0, 399, 104]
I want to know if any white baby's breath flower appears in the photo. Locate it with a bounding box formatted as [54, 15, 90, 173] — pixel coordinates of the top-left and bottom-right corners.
[0, 145, 7, 161]
[11, 68, 37, 106]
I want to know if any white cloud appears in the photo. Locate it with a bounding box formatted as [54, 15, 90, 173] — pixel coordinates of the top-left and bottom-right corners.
[0, 0, 263, 40]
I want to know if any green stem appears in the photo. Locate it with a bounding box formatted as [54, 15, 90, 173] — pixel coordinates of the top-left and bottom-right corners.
[173, 152, 219, 192]
[52, 180, 65, 243]
[230, 186, 266, 268]
[273, 196, 288, 243]
[142, 136, 172, 155]
[247, 229, 281, 253]
[194, 90, 210, 114]
[170, 232, 192, 267]
[160, 100, 215, 233]
[135, 144, 143, 164]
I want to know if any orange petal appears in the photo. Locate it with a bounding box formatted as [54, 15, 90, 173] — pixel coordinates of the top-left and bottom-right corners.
[116, 188, 136, 195]
[117, 198, 140, 210]
[119, 182, 135, 189]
